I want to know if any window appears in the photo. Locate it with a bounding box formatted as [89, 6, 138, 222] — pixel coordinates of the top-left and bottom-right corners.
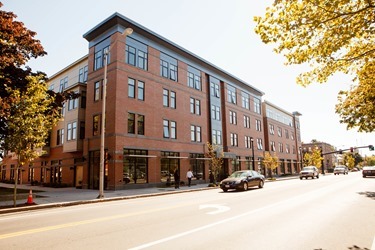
[244, 116, 250, 128]
[271, 141, 276, 151]
[126, 37, 148, 70]
[128, 113, 135, 134]
[59, 77, 68, 92]
[126, 45, 136, 66]
[190, 98, 201, 115]
[160, 53, 178, 81]
[138, 50, 148, 70]
[61, 103, 66, 117]
[128, 78, 135, 98]
[170, 91, 176, 109]
[187, 66, 201, 90]
[163, 89, 176, 109]
[211, 105, 220, 120]
[277, 127, 282, 137]
[93, 115, 100, 136]
[137, 115, 144, 135]
[256, 119, 262, 131]
[163, 120, 177, 139]
[245, 136, 251, 148]
[94, 81, 101, 101]
[190, 125, 202, 142]
[286, 144, 290, 154]
[227, 85, 237, 104]
[291, 132, 295, 140]
[269, 124, 275, 135]
[68, 92, 79, 111]
[94, 45, 109, 70]
[57, 129, 64, 145]
[210, 82, 220, 98]
[229, 111, 237, 125]
[67, 121, 77, 141]
[138, 81, 145, 101]
[163, 89, 169, 107]
[230, 133, 238, 146]
[279, 142, 283, 153]
[79, 65, 88, 83]
[254, 97, 261, 114]
[242, 92, 250, 109]
[285, 129, 289, 139]
[257, 138, 263, 150]
[212, 130, 222, 145]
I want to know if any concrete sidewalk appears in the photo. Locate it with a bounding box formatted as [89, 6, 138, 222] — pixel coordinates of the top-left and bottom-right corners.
[0, 182, 216, 214]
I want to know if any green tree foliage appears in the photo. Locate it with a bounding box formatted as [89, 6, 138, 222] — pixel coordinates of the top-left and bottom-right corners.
[4, 75, 60, 206]
[303, 147, 323, 169]
[254, 0, 375, 132]
[205, 142, 223, 185]
[263, 151, 279, 178]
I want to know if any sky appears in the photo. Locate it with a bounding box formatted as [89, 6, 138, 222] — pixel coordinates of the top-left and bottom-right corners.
[2, 0, 374, 155]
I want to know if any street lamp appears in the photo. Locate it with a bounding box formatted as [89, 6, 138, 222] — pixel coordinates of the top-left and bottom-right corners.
[98, 27, 133, 199]
[250, 137, 255, 171]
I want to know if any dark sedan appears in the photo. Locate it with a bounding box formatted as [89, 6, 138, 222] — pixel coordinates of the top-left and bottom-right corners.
[220, 170, 265, 192]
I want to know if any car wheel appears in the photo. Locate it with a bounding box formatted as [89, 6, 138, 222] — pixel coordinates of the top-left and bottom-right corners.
[317, 175, 319, 179]
[258, 180, 264, 188]
[300, 177, 302, 180]
[312, 175, 314, 179]
[222, 188, 228, 192]
[243, 182, 248, 191]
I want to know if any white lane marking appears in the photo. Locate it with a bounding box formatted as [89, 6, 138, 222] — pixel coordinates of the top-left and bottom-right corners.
[199, 204, 230, 215]
[371, 235, 375, 250]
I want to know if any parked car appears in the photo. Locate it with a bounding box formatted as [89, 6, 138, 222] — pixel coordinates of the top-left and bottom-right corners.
[220, 170, 265, 192]
[299, 166, 319, 180]
[362, 166, 375, 178]
[334, 165, 349, 175]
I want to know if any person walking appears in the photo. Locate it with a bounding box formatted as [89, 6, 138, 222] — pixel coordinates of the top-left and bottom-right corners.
[174, 168, 180, 189]
[186, 169, 194, 187]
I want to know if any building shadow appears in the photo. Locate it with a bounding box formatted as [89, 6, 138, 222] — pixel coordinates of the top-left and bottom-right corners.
[357, 191, 375, 200]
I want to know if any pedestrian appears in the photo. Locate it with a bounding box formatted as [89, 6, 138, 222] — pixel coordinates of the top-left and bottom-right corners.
[209, 170, 214, 184]
[186, 169, 193, 187]
[174, 168, 180, 189]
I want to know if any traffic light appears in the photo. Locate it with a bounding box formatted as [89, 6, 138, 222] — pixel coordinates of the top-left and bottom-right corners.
[350, 147, 353, 153]
[369, 145, 374, 151]
[339, 150, 343, 154]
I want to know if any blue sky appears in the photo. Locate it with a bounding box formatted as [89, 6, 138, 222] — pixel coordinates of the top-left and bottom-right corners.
[2, 0, 374, 155]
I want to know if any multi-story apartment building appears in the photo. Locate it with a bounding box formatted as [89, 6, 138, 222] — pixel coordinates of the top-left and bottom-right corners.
[262, 101, 302, 175]
[0, 13, 302, 190]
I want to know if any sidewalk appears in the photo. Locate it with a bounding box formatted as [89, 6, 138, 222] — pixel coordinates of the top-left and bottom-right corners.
[0, 182, 215, 214]
[0, 175, 301, 214]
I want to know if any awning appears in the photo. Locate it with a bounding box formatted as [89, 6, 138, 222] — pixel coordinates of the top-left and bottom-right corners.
[162, 156, 189, 159]
[192, 157, 212, 160]
[124, 154, 157, 158]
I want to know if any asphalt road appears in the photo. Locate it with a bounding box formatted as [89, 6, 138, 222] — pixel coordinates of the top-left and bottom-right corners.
[0, 172, 374, 250]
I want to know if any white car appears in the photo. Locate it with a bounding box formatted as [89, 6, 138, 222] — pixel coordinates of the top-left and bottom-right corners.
[334, 165, 348, 175]
[299, 166, 319, 180]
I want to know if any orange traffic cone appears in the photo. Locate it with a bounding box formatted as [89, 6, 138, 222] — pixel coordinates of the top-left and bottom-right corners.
[26, 189, 34, 205]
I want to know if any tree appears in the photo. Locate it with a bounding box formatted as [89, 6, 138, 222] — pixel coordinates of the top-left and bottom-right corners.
[342, 153, 355, 170]
[205, 142, 223, 185]
[262, 151, 279, 179]
[4, 75, 60, 206]
[254, 1, 375, 132]
[0, 3, 73, 157]
[303, 147, 323, 169]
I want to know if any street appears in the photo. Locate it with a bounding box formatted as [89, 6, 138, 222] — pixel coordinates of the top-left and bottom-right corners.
[0, 172, 374, 250]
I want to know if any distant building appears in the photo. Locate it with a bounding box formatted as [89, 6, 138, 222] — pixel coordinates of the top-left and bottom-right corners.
[301, 141, 338, 172]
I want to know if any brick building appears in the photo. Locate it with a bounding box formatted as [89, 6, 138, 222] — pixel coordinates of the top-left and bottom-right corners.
[1, 13, 302, 190]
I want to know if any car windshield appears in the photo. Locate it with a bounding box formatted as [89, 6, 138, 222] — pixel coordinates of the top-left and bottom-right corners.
[303, 167, 315, 171]
[230, 171, 248, 178]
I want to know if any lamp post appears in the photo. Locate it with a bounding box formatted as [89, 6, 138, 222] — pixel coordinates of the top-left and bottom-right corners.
[98, 27, 133, 199]
[250, 137, 255, 171]
[299, 147, 303, 171]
